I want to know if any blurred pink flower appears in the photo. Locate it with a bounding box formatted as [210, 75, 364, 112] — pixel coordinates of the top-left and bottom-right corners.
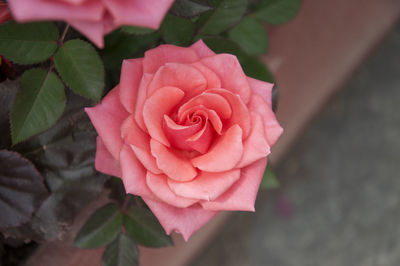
[7, 0, 174, 47]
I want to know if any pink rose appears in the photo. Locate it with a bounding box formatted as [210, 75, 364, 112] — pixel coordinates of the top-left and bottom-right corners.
[7, 0, 174, 47]
[85, 40, 283, 240]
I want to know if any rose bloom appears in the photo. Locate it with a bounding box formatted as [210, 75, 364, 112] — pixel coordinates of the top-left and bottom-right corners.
[86, 40, 283, 240]
[7, 0, 174, 47]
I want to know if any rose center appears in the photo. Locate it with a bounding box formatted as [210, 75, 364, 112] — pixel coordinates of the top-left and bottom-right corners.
[162, 107, 216, 154]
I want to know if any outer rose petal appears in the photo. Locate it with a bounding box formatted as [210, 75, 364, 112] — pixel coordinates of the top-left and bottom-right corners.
[120, 144, 155, 199]
[248, 94, 284, 146]
[236, 113, 271, 168]
[120, 58, 143, 113]
[85, 86, 129, 160]
[167, 169, 241, 201]
[150, 139, 197, 182]
[201, 158, 267, 211]
[121, 115, 161, 174]
[143, 198, 218, 241]
[68, 19, 114, 48]
[143, 86, 185, 146]
[190, 39, 216, 58]
[190, 62, 221, 89]
[247, 77, 273, 106]
[103, 0, 174, 29]
[95, 137, 121, 177]
[8, 0, 103, 22]
[146, 172, 198, 208]
[201, 54, 251, 103]
[191, 125, 243, 172]
[147, 63, 207, 100]
[143, 45, 199, 73]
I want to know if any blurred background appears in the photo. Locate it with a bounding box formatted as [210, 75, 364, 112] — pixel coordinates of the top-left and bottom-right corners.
[188, 0, 400, 265]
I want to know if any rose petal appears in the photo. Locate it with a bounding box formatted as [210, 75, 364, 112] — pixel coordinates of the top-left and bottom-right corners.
[190, 39, 215, 58]
[201, 54, 251, 103]
[191, 125, 243, 172]
[207, 88, 251, 138]
[61, 0, 86, 4]
[68, 19, 110, 48]
[95, 137, 121, 177]
[163, 115, 203, 151]
[247, 77, 274, 106]
[103, 0, 174, 29]
[143, 45, 199, 73]
[85, 86, 129, 159]
[178, 106, 222, 135]
[201, 158, 267, 211]
[186, 119, 213, 154]
[248, 94, 284, 146]
[147, 63, 207, 100]
[121, 115, 162, 174]
[167, 169, 240, 201]
[236, 113, 270, 168]
[120, 58, 143, 113]
[203, 109, 223, 134]
[150, 139, 197, 182]
[119, 144, 155, 199]
[143, 86, 185, 146]
[143, 198, 218, 241]
[178, 92, 232, 120]
[190, 62, 221, 89]
[134, 73, 153, 131]
[8, 0, 103, 22]
[146, 172, 198, 208]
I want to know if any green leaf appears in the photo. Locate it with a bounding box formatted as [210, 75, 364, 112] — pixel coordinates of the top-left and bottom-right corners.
[0, 150, 48, 228]
[161, 14, 195, 46]
[102, 30, 160, 71]
[170, 0, 213, 18]
[102, 233, 138, 266]
[201, 36, 247, 60]
[260, 165, 279, 190]
[13, 93, 109, 241]
[241, 57, 274, 83]
[54, 39, 104, 101]
[121, 26, 156, 35]
[228, 16, 268, 56]
[0, 21, 59, 64]
[74, 203, 123, 249]
[124, 205, 172, 247]
[198, 0, 248, 35]
[254, 0, 301, 25]
[11, 68, 66, 145]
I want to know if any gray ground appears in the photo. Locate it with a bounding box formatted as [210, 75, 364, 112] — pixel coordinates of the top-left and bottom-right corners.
[190, 26, 400, 266]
